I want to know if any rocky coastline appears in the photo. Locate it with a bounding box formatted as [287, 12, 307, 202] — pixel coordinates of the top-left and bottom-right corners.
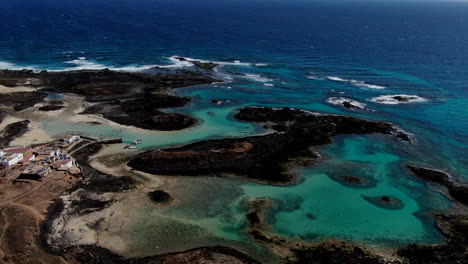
[128, 107, 409, 184]
[407, 166, 468, 206]
[0, 69, 220, 131]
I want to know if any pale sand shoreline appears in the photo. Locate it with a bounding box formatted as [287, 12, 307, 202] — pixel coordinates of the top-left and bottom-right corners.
[11, 120, 54, 146]
[0, 84, 38, 94]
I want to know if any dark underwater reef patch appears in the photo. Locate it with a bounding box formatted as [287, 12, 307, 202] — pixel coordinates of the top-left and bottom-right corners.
[128, 107, 409, 184]
[328, 174, 377, 189]
[362, 195, 405, 210]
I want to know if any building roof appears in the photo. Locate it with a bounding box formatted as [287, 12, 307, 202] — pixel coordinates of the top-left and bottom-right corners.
[0, 153, 22, 160]
[3, 147, 31, 154]
[21, 154, 35, 162]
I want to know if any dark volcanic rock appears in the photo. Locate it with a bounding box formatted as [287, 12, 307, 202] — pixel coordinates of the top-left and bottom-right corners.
[407, 165, 468, 206]
[51, 245, 261, 264]
[38, 105, 65, 111]
[70, 197, 112, 215]
[362, 195, 405, 210]
[148, 190, 173, 204]
[0, 91, 48, 111]
[192, 61, 218, 70]
[0, 120, 30, 147]
[235, 107, 401, 137]
[0, 110, 7, 124]
[129, 107, 406, 184]
[83, 93, 196, 131]
[0, 69, 219, 102]
[72, 142, 136, 193]
[291, 244, 389, 264]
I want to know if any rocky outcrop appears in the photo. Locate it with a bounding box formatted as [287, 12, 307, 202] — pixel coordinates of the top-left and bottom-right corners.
[407, 166, 468, 206]
[72, 142, 135, 193]
[0, 91, 48, 111]
[54, 245, 261, 264]
[128, 107, 408, 184]
[82, 93, 196, 131]
[0, 69, 219, 102]
[0, 120, 30, 147]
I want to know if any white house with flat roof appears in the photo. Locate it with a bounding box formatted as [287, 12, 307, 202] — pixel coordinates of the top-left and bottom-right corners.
[0, 153, 23, 166]
[62, 135, 80, 144]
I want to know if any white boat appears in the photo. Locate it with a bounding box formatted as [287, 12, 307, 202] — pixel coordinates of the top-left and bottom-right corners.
[133, 139, 143, 145]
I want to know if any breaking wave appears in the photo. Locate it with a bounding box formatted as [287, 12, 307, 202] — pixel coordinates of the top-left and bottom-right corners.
[326, 76, 385, 89]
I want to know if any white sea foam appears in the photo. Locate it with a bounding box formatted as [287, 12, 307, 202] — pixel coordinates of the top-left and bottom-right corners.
[327, 97, 367, 110]
[349, 80, 385, 89]
[308, 75, 323, 80]
[173, 56, 253, 67]
[242, 73, 273, 83]
[263, 83, 274, 87]
[0, 60, 36, 70]
[326, 76, 385, 89]
[0, 55, 257, 73]
[370, 94, 428, 105]
[326, 76, 348, 82]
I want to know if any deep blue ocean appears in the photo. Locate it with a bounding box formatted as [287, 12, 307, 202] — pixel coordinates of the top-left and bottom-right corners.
[1, 0, 468, 252]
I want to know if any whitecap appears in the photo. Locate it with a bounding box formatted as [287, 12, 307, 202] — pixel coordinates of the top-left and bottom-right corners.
[263, 83, 274, 87]
[370, 94, 428, 105]
[326, 76, 348, 82]
[172, 56, 253, 67]
[326, 76, 385, 89]
[242, 73, 273, 83]
[0, 60, 35, 70]
[349, 80, 385, 89]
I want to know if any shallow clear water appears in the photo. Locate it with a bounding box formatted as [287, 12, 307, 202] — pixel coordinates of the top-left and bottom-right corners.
[2, 0, 467, 251]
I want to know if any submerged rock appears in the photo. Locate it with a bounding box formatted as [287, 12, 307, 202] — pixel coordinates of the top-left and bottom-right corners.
[148, 190, 173, 204]
[38, 105, 65, 111]
[362, 195, 405, 210]
[328, 174, 377, 189]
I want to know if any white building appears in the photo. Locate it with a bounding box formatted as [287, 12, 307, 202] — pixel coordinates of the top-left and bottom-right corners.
[62, 135, 80, 144]
[0, 153, 24, 166]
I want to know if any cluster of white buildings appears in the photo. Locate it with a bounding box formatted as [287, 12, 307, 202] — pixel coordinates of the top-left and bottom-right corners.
[0, 147, 34, 166]
[0, 134, 81, 181]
